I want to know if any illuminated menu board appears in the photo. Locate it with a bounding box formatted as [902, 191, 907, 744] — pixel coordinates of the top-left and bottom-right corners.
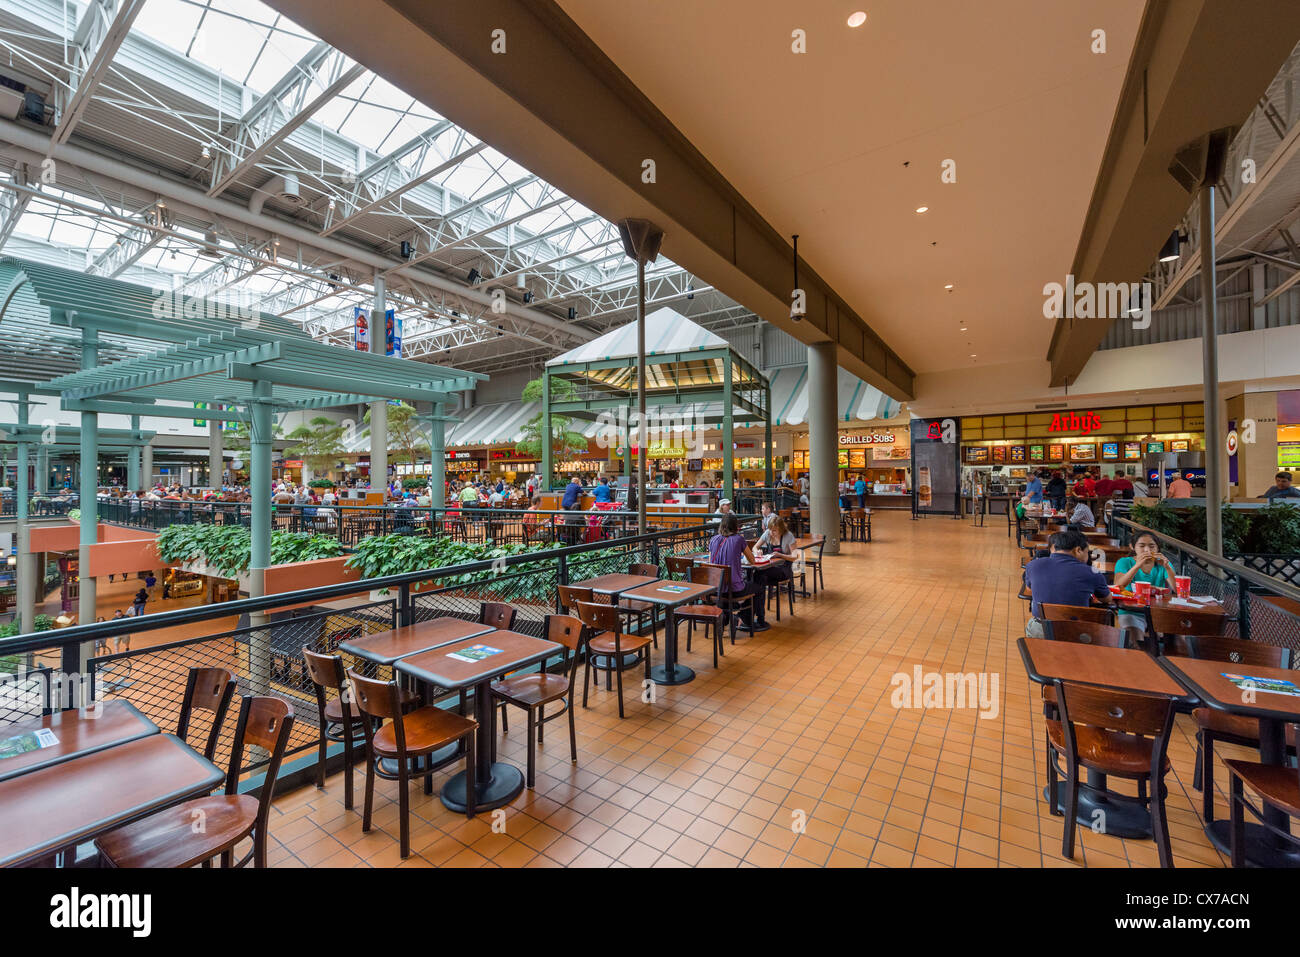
[1029, 445, 1045, 461]
[1101, 442, 1119, 460]
[1124, 442, 1141, 460]
[1010, 446, 1026, 463]
[993, 445, 1006, 463]
[966, 446, 989, 464]
[1049, 445, 1064, 462]
[1070, 444, 1096, 461]
[1146, 442, 1165, 454]
[1171, 439, 1189, 452]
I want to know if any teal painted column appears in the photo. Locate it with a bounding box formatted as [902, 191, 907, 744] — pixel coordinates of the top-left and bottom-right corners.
[623, 405, 632, 483]
[78, 329, 99, 627]
[15, 393, 33, 632]
[540, 369, 552, 493]
[429, 401, 445, 509]
[764, 386, 774, 489]
[35, 444, 47, 494]
[127, 415, 141, 490]
[722, 354, 734, 501]
[248, 380, 273, 695]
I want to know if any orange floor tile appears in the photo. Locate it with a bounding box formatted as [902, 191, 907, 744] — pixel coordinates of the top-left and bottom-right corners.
[260, 512, 1243, 868]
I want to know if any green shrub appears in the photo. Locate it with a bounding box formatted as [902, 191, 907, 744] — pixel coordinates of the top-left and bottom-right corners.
[401, 476, 431, 490]
[308, 479, 334, 489]
[1245, 503, 1300, 555]
[1181, 505, 1251, 553]
[32, 614, 54, 632]
[156, 525, 343, 577]
[1129, 500, 1183, 538]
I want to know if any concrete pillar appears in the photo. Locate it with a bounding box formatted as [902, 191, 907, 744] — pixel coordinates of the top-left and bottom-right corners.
[540, 370, 552, 493]
[808, 340, 840, 555]
[78, 330, 98, 627]
[429, 401, 445, 509]
[1199, 183, 1223, 556]
[722, 354, 734, 501]
[35, 444, 47, 494]
[208, 412, 223, 488]
[127, 415, 141, 490]
[764, 387, 774, 489]
[248, 379, 273, 695]
[15, 395, 33, 632]
[141, 443, 153, 489]
[368, 273, 388, 497]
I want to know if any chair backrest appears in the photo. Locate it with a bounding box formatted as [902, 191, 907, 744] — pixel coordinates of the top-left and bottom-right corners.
[1149, 606, 1227, 639]
[1040, 603, 1114, 626]
[1187, 635, 1291, 669]
[178, 666, 236, 762]
[628, 563, 658, 578]
[558, 585, 593, 614]
[698, 561, 733, 596]
[665, 556, 693, 579]
[574, 600, 620, 634]
[1055, 681, 1174, 740]
[480, 601, 518, 631]
[1042, 619, 1135, 648]
[544, 613, 585, 652]
[301, 647, 346, 692]
[225, 696, 295, 828]
[344, 667, 404, 751]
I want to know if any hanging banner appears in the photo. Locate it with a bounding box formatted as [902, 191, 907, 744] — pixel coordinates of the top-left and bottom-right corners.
[385, 309, 401, 357]
[353, 307, 369, 351]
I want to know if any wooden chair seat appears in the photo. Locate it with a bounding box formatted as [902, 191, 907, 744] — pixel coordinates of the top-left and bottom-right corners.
[1192, 709, 1296, 746]
[1224, 760, 1300, 817]
[371, 706, 477, 758]
[324, 686, 416, 723]
[1046, 720, 1171, 777]
[587, 630, 653, 656]
[618, 598, 655, 613]
[491, 672, 570, 708]
[676, 604, 724, 621]
[97, 794, 259, 869]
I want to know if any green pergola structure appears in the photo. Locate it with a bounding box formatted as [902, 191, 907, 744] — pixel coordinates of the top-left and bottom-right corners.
[540, 307, 770, 502]
[0, 257, 484, 648]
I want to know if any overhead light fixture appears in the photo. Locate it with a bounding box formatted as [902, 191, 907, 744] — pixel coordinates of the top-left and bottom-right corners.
[959, 325, 967, 331]
[200, 145, 211, 160]
[790, 234, 803, 322]
[567, 307, 577, 321]
[522, 291, 533, 304]
[969, 353, 977, 358]
[466, 267, 480, 283]
[1158, 230, 1181, 262]
[400, 240, 414, 260]
[944, 283, 954, 290]
[686, 285, 694, 300]
[915, 206, 929, 214]
[848, 11, 867, 27]
[327, 197, 336, 211]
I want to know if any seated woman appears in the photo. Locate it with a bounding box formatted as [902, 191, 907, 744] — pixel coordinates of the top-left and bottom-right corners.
[1112, 530, 1176, 632]
[753, 516, 798, 597]
[708, 513, 768, 632]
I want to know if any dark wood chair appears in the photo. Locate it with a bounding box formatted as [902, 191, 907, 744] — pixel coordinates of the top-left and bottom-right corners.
[797, 535, 826, 597]
[1039, 620, 1137, 714]
[96, 696, 294, 868]
[1048, 681, 1176, 867]
[491, 613, 583, 787]
[1040, 603, 1115, 626]
[302, 647, 365, 811]
[177, 666, 236, 762]
[558, 584, 593, 615]
[617, 563, 661, 647]
[1149, 605, 1227, 657]
[665, 555, 694, 580]
[574, 600, 653, 719]
[480, 601, 517, 631]
[1226, 737, 1300, 867]
[346, 669, 478, 858]
[700, 561, 755, 643]
[1186, 635, 1295, 824]
[674, 565, 727, 668]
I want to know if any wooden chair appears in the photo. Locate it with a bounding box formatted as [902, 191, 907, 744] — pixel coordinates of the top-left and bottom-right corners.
[674, 565, 727, 668]
[480, 601, 517, 631]
[96, 696, 294, 868]
[617, 563, 661, 647]
[1149, 605, 1227, 657]
[760, 559, 796, 622]
[346, 669, 478, 858]
[573, 600, 653, 719]
[1040, 603, 1115, 626]
[1186, 635, 1295, 824]
[177, 666, 236, 762]
[1039, 620, 1138, 714]
[1048, 681, 1176, 867]
[700, 561, 755, 644]
[797, 535, 827, 597]
[301, 647, 365, 811]
[1226, 735, 1300, 867]
[491, 613, 583, 787]
[558, 584, 593, 615]
[665, 555, 694, 580]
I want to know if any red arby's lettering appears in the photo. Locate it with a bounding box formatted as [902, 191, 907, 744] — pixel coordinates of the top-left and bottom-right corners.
[1048, 411, 1103, 435]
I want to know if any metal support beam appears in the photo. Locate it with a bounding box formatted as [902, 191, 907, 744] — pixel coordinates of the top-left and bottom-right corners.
[51, 0, 148, 147]
[78, 328, 98, 627]
[369, 272, 387, 494]
[428, 401, 445, 508]
[15, 393, 32, 632]
[540, 367, 551, 492]
[127, 413, 140, 490]
[248, 379, 273, 695]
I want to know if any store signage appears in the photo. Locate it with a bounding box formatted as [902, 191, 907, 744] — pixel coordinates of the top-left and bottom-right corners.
[1226, 430, 1238, 456]
[445, 451, 477, 460]
[1047, 411, 1103, 435]
[283, 460, 303, 468]
[840, 433, 896, 446]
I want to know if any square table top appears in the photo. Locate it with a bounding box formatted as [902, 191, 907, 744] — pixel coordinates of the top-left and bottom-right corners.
[0, 733, 223, 867]
[570, 573, 659, 595]
[1018, 638, 1189, 698]
[1160, 655, 1300, 722]
[339, 617, 495, 666]
[621, 580, 718, 608]
[396, 630, 560, 690]
[0, 700, 158, 783]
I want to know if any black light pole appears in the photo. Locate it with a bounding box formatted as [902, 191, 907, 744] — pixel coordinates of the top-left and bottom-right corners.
[617, 218, 664, 535]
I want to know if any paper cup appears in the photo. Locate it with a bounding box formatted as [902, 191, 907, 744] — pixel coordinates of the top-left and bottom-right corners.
[1174, 575, 1191, 599]
[1133, 581, 1152, 605]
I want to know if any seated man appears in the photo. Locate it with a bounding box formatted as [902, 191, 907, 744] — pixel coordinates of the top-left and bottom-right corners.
[1022, 529, 1110, 638]
[1066, 495, 1095, 528]
[1260, 470, 1300, 500]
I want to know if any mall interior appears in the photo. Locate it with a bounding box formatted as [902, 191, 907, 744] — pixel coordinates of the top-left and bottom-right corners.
[1, 0, 1300, 881]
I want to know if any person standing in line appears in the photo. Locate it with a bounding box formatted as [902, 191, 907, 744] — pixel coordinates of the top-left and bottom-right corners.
[1166, 472, 1193, 498]
[132, 588, 147, 617]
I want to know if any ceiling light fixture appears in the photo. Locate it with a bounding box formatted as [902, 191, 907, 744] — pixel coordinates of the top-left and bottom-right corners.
[1158, 230, 1181, 262]
[790, 234, 803, 322]
[969, 353, 977, 358]
[915, 206, 928, 214]
[944, 283, 953, 290]
[201, 145, 211, 159]
[847, 11, 867, 27]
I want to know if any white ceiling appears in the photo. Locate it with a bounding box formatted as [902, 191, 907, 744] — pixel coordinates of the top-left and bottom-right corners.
[556, 0, 1144, 376]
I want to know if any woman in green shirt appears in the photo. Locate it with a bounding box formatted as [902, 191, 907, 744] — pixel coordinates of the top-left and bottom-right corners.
[1113, 532, 1176, 591]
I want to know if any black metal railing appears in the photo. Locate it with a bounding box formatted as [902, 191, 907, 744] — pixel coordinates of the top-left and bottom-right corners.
[1111, 515, 1300, 657]
[0, 522, 719, 781]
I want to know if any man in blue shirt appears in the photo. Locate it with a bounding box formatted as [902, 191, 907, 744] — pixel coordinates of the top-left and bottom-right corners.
[853, 474, 867, 507]
[561, 476, 582, 510]
[1023, 529, 1109, 637]
[1025, 472, 1043, 504]
[1261, 471, 1300, 500]
[593, 477, 612, 503]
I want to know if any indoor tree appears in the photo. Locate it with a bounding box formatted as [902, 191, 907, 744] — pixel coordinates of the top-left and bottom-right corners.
[516, 375, 587, 465]
[360, 401, 431, 476]
[284, 416, 347, 484]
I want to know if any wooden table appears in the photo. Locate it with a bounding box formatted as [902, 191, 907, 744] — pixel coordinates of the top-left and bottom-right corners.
[570, 573, 658, 597]
[0, 701, 157, 783]
[1018, 637, 1191, 838]
[397, 629, 559, 813]
[0, 733, 224, 867]
[1160, 655, 1300, 867]
[339, 617, 495, 667]
[620, 580, 718, 686]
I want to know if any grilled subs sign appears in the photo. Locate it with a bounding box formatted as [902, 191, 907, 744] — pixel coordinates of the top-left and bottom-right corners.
[1048, 411, 1103, 435]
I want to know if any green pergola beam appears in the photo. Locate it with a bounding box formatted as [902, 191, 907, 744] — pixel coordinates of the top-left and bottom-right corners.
[57, 341, 283, 400]
[61, 398, 250, 422]
[227, 363, 463, 405]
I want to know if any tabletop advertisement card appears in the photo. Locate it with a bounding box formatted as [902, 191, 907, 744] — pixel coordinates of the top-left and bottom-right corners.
[1221, 672, 1300, 698]
[0, 728, 58, 760]
[446, 644, 504, 663]
[656, 584, 691, 594]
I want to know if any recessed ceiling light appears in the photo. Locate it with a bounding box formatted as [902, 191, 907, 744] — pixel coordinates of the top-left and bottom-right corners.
[847, 11, 867, 27]
[969, 353, 977, 358]
[915, 206, 928, 214]
[959, 325, 967, 331]
[944, 283, 954, 290]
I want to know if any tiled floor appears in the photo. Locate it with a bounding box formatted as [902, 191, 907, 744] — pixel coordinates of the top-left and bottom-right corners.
[262, 511, 1243, 868]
